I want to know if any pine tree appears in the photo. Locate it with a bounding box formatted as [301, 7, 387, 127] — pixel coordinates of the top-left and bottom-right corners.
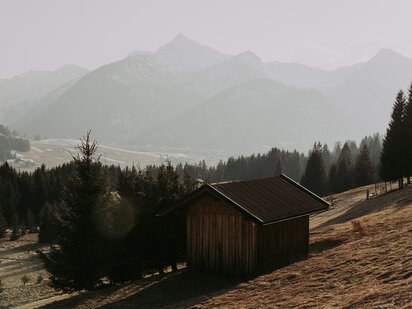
[328, 163, 338, 193]
[321, 144, 331, 170]
[354, 145, 374, 187]
[300, 143, 327, 196]
[38, 202, 59, 244]
[31, 164, 48, 224]
[335, 143, 353, 193]
[43, 132, 113, 291]
[380, 90, 406, 187]
[331, 142, 342, 164]
[403, 83, 412, 183]
[274, 158, 282, 176]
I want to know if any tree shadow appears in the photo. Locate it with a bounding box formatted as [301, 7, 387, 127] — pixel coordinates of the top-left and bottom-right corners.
[0, 242, 43, 258]
[394, 196, 412, 209]
[0, 263, 44, 280]
[40, 269, 243, 309]
[317, 187, 412, 229]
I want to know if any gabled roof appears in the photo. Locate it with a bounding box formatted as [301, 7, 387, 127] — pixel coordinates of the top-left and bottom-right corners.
[161, 175, 329, 225]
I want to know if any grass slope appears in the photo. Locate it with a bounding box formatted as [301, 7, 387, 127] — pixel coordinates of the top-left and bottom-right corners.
[2, 183, 412, 308]
[197, 186, 412, 308]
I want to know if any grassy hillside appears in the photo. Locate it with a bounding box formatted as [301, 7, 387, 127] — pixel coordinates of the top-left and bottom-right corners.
[1, 183, 411, 308]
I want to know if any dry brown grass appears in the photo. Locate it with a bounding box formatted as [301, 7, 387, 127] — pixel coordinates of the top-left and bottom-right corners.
[193, 187, 412, 309]
[3, 184, 412, 308]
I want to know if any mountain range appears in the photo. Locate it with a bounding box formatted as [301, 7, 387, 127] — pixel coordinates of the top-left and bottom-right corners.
[3, 34, 412, 154]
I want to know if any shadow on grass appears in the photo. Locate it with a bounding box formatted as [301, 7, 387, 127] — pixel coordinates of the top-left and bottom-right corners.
[318, 186, 412, 229]
[40, 269, 242, 309]
[310, 238, 346, 255]
[0, 263, 44, 280]
[0, 242, 42, 258]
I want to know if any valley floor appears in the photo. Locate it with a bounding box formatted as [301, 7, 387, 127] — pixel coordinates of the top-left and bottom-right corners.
[1, 183, 411, 308]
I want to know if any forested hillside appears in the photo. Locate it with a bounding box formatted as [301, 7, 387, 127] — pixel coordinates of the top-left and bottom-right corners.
[0, 124, 30, 161]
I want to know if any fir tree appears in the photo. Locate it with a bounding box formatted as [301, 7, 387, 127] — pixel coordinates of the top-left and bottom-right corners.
[274, 158, 282, 176]
[38, 202, 59, 244]
[300, 143, 327, 196]
[354, 145, 374, 187]
[43, 132, 113, 291]
[403, 83, 412, 183]
[328, 163, 338, 193]
[335, 143, 353, 193]
[380, 90, 406, 187]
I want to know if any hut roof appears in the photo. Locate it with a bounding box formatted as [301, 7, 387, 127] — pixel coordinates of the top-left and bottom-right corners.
[161, 174, 329, 225]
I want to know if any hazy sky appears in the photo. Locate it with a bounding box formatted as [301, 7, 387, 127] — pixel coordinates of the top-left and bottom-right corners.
[1, 0, 412, 78]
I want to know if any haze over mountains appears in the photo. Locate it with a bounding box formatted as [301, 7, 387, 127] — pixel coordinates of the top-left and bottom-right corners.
[0, 65, 89, 124]
[3, 34, 412, 154]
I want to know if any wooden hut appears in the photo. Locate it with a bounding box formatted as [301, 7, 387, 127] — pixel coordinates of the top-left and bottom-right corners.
[163, 175, 329, 277]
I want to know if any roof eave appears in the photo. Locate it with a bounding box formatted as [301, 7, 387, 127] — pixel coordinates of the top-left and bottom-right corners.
[262, 207, 329, 226]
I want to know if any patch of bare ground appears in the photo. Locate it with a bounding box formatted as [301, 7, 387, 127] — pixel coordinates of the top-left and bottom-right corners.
[0, 234, 61, 308]
[5, 183, 412, 308]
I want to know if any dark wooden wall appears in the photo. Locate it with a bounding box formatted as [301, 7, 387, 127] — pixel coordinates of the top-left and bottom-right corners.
[187, 193, 257, 276]
[186, 193, 309, 276]
[256, 216, 309, 274]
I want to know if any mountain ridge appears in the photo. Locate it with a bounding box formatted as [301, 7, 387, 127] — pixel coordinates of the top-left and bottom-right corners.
[6, 35, 412, 153]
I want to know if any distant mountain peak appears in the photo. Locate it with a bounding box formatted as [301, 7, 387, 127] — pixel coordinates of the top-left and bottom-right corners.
[157, 33, 207, 53]
[172, 33, 191, 42]
[155, 34, 230, 71]
[234, 51, 263, 65]
[373, 48, 408, 61]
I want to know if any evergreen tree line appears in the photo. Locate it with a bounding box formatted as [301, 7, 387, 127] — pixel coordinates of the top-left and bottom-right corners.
[0, 133, 196, 291]
[0, 133, 383, 239]
[168, 147, 307, 183]
[300, 134, 381, 196]
[0, 124, 30, 161]
[169, 134, 381, 197]
[300, 85, 412, 196]
[0, 161, 120, 238]
[301, 83, 412, 196]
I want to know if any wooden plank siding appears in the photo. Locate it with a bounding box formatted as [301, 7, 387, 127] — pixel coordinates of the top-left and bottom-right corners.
[186, 192, 309, 277]
[256, 216, 309, 274]
[187, 193, 257, 276]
